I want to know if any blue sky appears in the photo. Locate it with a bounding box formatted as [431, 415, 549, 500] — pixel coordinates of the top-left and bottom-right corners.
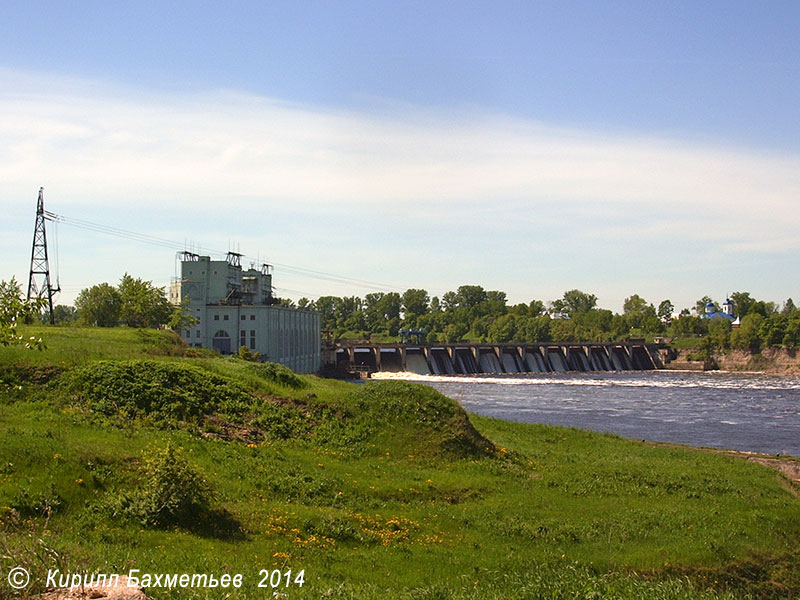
[1, 1, 798, 313]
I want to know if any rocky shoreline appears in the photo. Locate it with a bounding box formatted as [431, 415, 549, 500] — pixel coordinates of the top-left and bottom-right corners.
[664, 347, 800, 375]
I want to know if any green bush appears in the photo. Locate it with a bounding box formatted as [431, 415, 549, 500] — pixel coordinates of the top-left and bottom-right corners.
[62, 360, 253, 424]
[245, 361, 307, 389]
[111, 443, 212, 528]
[331, 381, 495, 458]
[11, 483, 63, 517]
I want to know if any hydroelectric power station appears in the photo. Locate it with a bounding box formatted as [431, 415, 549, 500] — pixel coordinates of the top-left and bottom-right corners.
[330, 341, 664, 376]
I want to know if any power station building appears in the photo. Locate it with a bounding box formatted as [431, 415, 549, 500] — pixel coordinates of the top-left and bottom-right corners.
[169, 251, 320, 373]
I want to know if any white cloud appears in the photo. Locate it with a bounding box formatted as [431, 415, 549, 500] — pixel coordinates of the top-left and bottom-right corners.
[2, 68, 798, 309]
[1, 70, 797, 217]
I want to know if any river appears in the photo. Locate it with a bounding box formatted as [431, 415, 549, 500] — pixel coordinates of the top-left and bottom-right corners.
[373, 371, 800, 456]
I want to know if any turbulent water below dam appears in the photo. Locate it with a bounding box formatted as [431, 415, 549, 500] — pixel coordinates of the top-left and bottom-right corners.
[373, 371, 800, 456]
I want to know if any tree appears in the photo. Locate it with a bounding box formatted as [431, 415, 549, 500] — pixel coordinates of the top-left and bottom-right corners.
[552, 289, 597, 317]
[483, 291, 508, 317]
[118, 274, 172, 328]
[729, 292, 755, 318]
[75, 283, 122, 327]
[528, 299, 546, 317]
[670, 315, 706, 337]
[487, 314, 517, 343]
[782, 314, 800, 349]
[455, 285, 487, 309]
[520, 315, 551, 342]
[707, 319, 731, 351]
[695, 296, 717, 316]
[51, 304, 79, 325]
[381, 293, 402, 322]
[168, 298, 199, 330]
[401, 288, 430, 319]
[441, 291, 458, 311]
[623, 294, 656, 330]
[363, 293, 387, 332]
[759, 314, 787, 348]
[313, 296, 337, 331]
[730, 313, 764, 352]
[657, 299, 674, 321]
[1, 278, 45, 348]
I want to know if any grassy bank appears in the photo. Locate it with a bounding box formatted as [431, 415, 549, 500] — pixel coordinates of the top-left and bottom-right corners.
[1, 326, 799, 599]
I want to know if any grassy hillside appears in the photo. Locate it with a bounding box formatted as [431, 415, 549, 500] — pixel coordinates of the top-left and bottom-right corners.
[1, 326, 798, 599]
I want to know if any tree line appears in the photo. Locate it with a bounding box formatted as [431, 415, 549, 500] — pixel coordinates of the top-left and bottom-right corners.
[49, 274, 195, 330]
[7, 275, 798, 353]
[289, 286, 800, 350]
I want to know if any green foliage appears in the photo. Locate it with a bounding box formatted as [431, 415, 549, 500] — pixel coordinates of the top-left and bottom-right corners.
[110, 443, 212, 527]
[333, 381, 495, 458]
[233, 344, 261, 362]
[74, 274, 172, 328]
[731, 314, 765, 352]
[486, 314, 517, 343]
[401, 288, 430, 319]
[62, 360, 253, 423]
[244, 361, 306, 389]
[11, 482, 63, 517]
[760, 314, 788, 348]
[658, 299, 674, 320]
[118, 273, 172, 328]
[551, 289, 598, 316]
[783, 314, 800, 349]
[0, 278, 45, 349]
[168, 296, 199, 330]
[707, 319, 731, 351]
[730, 291, 755, 318]
[695, 296, 717, 316]
[455, 285, 488, 309]
[687, 336, 717, 368]
[1, 333, 800, 599]
[74, 282, 122, 326]
[670, 315, 707, 337]
[51, 304, 78, 325]
[623, 294, 657, 329]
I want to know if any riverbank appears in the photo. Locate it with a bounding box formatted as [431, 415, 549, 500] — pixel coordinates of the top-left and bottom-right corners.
[2, 327, 799, 599]
[664, 347, 800, 374]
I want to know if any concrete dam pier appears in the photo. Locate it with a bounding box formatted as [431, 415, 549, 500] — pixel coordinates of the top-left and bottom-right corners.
[332, 342, 664, 376]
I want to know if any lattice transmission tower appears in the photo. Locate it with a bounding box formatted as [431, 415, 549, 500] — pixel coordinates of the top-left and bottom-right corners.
[27, 187, 60, 324]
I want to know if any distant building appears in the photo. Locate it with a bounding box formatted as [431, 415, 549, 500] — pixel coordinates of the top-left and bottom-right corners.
[169, 251, 320, 373]
[700, 298, 737, 324]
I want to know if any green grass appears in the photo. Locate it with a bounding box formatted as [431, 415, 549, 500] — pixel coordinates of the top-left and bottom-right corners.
[1, 326, 799, 599]
[670, 336, 703, 350]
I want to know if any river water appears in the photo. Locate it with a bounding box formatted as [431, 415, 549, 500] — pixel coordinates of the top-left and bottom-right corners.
[374, 371, 800, 456]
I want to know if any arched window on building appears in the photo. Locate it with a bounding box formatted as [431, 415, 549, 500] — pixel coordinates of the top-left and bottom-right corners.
[212, 329, 231, 354]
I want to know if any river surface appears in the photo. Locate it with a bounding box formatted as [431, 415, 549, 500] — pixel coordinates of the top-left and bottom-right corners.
[374, 371, 800, 456]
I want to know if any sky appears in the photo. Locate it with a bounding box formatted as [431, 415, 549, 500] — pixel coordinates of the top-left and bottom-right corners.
[2, 1, 799, 313]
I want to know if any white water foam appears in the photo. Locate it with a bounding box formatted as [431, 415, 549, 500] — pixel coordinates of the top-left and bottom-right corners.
[370, 371, 800, 391]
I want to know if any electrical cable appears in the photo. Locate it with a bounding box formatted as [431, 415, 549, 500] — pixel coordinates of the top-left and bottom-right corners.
[45, 211, 403, 295]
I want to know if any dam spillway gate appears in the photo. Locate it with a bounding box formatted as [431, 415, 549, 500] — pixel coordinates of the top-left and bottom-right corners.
[332, 342, 664, 376]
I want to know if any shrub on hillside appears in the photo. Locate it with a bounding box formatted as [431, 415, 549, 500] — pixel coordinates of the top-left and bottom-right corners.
[322, 381, 495, 458]
[244, 361, 307, 389]
[110, 443, 212, 528]
[62, 360, 253, 423]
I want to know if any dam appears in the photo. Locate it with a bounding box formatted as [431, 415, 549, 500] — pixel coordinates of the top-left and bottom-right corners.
[330, 342, 664, 376]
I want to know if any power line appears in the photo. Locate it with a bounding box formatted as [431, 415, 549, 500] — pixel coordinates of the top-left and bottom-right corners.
[46, 211, 405, 294]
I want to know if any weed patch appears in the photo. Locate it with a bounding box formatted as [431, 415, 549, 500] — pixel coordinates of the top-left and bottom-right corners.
[106, 442, 213, 527]
[61, 360, 253, 424]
